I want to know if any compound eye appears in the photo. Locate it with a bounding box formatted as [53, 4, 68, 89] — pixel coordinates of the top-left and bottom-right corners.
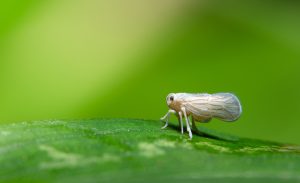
[170, 96, 174, 101]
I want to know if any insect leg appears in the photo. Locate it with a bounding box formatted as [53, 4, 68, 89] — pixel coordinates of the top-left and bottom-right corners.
[178, 111, 183, 134]
[160, 109, 175, 121]
[181, 107, 192, 139]
[191, 116, 198, 131]
[191, 116, 203, 135]
[188, 116, 192, 126]
[160, 111, 169, 121]
[161, 109, 176, 129]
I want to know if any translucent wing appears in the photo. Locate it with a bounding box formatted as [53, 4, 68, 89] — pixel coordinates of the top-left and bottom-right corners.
[183, 93, 242, 122]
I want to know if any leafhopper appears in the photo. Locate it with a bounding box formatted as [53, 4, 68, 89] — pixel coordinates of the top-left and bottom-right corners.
[161, 93, 242, 139]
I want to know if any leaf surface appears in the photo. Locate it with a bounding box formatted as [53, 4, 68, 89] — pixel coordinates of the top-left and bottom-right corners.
[0, 119, 299, 183]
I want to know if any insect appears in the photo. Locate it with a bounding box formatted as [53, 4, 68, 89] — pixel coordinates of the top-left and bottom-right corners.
[160, 93, 242, 139]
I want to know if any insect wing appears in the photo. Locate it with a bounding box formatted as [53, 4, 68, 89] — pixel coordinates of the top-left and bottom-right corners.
[184, 93, 242, 122]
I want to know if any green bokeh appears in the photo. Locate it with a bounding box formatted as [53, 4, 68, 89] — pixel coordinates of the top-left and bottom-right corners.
[0, 0, 300, 144]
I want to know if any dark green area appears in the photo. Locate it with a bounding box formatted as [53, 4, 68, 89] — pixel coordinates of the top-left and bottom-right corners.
[0, 119, 299, 183]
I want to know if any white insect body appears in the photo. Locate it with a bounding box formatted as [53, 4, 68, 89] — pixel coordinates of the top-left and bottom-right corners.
[160, 93, 242, 139]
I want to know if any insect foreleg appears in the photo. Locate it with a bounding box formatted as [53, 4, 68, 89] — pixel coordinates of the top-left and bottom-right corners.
[178, 111, 183, 134]
[160, 109, 176, 129]
[181, 107, 192, 139]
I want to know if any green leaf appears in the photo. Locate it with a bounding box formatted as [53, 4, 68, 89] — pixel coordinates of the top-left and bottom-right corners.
[0, 119, 299, 183]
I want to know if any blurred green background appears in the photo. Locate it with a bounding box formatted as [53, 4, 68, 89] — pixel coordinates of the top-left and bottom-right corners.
[0, 0, 300, 144]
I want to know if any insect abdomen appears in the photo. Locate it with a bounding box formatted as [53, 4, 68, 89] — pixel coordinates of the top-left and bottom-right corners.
[192, 115, 211, 123]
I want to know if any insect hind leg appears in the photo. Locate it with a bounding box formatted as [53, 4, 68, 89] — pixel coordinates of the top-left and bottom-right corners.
[191, 116, 206, 136]
[191, 116, 201, 133]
